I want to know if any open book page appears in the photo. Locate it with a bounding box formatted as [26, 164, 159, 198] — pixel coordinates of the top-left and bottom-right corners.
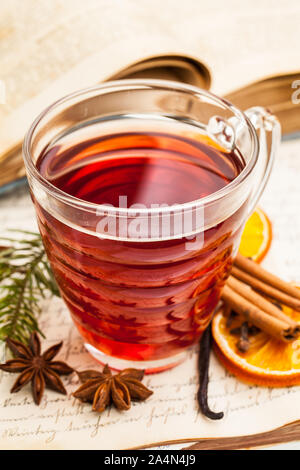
[1, 0, 300, 162]
[2, 0, 300, 118]
[0, 136, 300, 450]
[0, 1, 174, 160]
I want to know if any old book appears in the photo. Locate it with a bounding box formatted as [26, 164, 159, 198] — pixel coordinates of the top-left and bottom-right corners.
[0, 0, 299, 191]
[0, 0, 300, 450]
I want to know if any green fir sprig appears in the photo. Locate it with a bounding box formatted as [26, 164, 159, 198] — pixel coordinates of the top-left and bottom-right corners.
[0, 230, 59, 343]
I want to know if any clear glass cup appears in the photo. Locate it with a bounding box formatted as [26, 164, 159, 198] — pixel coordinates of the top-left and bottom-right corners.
[23, 80, 280, 372]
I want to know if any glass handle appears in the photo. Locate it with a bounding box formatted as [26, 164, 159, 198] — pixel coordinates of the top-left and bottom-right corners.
[244, 106, 281, 216]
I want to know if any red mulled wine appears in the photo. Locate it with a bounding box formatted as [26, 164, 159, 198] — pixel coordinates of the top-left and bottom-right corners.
[35, 121, 247, 369]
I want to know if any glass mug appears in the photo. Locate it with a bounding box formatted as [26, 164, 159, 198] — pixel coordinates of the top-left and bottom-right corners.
[23, 80, 280, 372]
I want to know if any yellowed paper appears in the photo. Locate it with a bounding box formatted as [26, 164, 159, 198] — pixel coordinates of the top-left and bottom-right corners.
[0, 137, 300, 449]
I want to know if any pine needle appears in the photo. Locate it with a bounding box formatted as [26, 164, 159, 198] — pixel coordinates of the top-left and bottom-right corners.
[0, 230, 60, 342]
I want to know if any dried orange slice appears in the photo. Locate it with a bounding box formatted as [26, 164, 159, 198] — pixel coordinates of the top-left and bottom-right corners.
[238, 208, 272, 262]
[212, 302, 300, 387]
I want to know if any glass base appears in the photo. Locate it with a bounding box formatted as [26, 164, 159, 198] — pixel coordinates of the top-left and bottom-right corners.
[84, 343, 189, 374]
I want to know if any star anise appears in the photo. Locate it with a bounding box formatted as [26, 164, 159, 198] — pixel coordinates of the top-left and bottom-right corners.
[73, 364, 153, 412]
[0, 332, 74, 405]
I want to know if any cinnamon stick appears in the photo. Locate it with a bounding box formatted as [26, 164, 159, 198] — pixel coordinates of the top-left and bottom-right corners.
[222, 285, 298, 342]
[227, 275, 300, 330]
[235, 253, 300, 301]
[232, 266, 300, 311]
